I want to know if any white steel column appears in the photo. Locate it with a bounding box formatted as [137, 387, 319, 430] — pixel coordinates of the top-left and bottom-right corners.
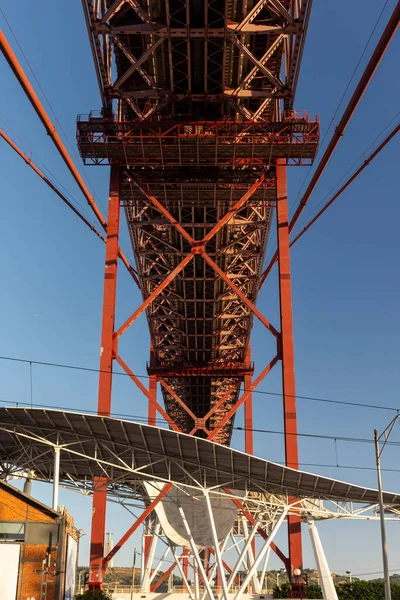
[242, 517, 261, 593]
[308, 520, 338, 600]
[179, 505, 215, 600]
[170, 545, 195, 600]
[227, 516, 261, 590]
[258, 546, 271, 590]
[204, 492, 229, 600]
[141, 522, 160, 592]
[201, 537, 229, 600]
[149, 546, 171, 585]
[233, 508, 288, 600]
[52, 447, 60, 510]
[194, 563, 200, 600]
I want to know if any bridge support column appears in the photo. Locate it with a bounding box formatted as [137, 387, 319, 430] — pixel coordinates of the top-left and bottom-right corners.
[89, 165, 121, 587]
[275, 159, 303, 591]
[149, 344, 157, 426]
[308, 521, 338, 600]
[244, 345, 253, 455]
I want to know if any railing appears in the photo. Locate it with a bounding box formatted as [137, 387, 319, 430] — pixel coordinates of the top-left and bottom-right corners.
[101, 584, 274, 594]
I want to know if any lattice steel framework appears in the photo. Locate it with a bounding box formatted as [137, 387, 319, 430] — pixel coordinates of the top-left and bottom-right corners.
[79, 0, 319, 596]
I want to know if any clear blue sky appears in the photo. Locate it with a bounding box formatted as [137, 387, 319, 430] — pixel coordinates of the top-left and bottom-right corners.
[0, 0, 399, 579]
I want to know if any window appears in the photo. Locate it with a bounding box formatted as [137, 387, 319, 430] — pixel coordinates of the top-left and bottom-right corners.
[0, 522, 25, 541]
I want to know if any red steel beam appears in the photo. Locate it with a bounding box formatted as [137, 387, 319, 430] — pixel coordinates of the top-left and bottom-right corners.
[260, 2, 400, 284]
[207, 354, 280, 442]
[102, 483, 173, 567]
[226, 491, 289, 571]
[131, 178, 195, 245]
[275, 160, 302, 580]
[160, 379, 207, 431]
[188, 384, 239, 435]
[148, 375, 157, 426]
[0, 129, 140, 287]
[244, 345, 253, 455]
[201, 172, 266, 243]
[97, 166, 121, 416]
[115, 354, 182, 432]
[89, 477, 108, 586]
[0, 29, 107, 230]
[202, 251, 280, 338]
[131, 171, 267, 251]
[114, 253, 194, 339]
[89, 166, 121, 585]
[151, 561, 177, 592]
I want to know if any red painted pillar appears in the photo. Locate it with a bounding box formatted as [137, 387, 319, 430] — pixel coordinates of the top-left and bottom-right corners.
[275, 159, 303, 585]
[148, 376, 157, 425]
[244, 345, 255, 590]
[89, 166, 121, 586]
[244, 345, 253, 455]
[148, 344, 157, 426]
[182, 548, 189, 583]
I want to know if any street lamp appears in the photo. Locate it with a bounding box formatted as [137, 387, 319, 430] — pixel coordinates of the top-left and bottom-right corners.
[374, 414, 400, 600]
[130, 548, 137, 600]
[345, 570, 352, 584]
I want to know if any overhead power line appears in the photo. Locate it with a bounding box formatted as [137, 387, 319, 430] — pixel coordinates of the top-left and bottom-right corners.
[292, 0, 391, 209]
[0, 128, 140, 287]
[289, 121, 400, 247]
[0, 354, 399, 414]
[288, 0, 400, 232]
[261, 1, 400, 284]
[0, 397, 399, 477]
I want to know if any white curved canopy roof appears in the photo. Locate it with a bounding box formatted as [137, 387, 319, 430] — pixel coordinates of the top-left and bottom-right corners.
[0, 407, 398, 506]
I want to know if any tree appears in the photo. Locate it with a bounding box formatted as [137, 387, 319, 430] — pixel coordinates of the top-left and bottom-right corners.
[307, 583, 323, 599]
[273, 582, 291, 598]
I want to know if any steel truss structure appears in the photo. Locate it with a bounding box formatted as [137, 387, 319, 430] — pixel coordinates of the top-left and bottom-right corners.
[76, 0, 321, 595]
[0, 409, 399, 600]
[0, 2, 398, 598]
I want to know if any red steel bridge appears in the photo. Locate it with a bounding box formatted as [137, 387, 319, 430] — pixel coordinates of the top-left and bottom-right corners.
[0, 0, 399, 597]
[78, 0, 319, 590]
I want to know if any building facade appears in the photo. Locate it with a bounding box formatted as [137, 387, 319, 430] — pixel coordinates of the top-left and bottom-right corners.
[0, 480, 79, 600]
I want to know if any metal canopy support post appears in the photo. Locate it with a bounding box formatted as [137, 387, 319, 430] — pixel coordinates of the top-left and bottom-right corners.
[194, 563, 200, 600]
[89, 165, 121, 586]
[275, 159, 302, 585]
[308, 520, 338, 600]
[227, 516, 261, 589]
[170, 545, 195, 600]
[52, 447, 60, 511]
[141, 522, 160, 592]
[204, 492, 229, 600]
[179, 505, 216, 600]
[233, 508, 289, 600]
[242, 517, 261, 593]
[259, 546, 271, 591]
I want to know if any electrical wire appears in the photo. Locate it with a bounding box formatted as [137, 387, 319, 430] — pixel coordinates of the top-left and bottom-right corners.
[290, 0, 391, 215]
[235, 427, 400, 448]
[1, 391, 400, 454]
[0, 7, 105, 213]
[301, 111, 400, 226]
[0, 354, 399, 414]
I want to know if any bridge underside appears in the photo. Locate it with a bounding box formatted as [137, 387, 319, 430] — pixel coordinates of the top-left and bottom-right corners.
[78, 122, 317, 443]
[79, 0, 319, 588]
